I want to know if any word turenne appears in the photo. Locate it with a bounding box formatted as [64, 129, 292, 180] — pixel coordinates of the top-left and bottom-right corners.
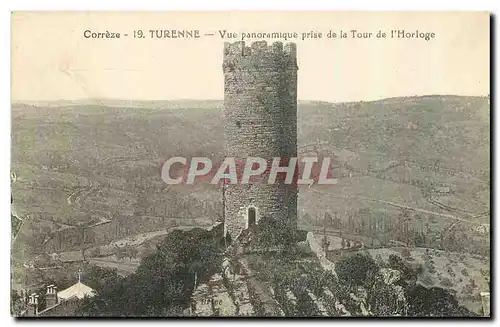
[160, 156, 338, 186]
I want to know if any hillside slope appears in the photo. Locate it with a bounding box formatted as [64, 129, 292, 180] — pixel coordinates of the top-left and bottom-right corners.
[11, 95, 490, 262]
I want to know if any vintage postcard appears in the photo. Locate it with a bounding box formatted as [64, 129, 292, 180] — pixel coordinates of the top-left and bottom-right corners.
[10, 11, 490, 318]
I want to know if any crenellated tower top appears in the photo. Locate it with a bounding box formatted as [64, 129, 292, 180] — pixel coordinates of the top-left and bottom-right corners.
[223, 41, 298, 73]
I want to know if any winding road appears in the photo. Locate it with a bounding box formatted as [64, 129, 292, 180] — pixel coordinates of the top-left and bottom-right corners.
[307, 185, 488, 226]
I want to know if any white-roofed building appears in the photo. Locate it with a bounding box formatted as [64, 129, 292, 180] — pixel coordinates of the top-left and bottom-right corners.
[57, 281, 95, 301]
[21, 269, 95, 317]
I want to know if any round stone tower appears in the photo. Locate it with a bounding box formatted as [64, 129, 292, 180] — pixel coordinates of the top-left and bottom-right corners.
[222, 40, 298, 242]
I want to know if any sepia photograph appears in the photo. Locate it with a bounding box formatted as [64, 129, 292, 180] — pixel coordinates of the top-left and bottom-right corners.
[10, 11, 490, 318]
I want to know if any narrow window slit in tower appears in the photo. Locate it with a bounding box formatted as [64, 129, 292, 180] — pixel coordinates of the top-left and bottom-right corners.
[236, 121, 241, 128]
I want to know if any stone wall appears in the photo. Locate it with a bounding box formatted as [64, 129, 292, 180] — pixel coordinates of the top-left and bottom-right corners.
[223, 41, 298, 241]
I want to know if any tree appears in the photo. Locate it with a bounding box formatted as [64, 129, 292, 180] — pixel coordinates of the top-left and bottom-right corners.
[321, 236, 331, 252]
[75, 222, 97, 262]
[324, 212, 333, 227]
[90, 247, 101, 258]
[414, 232, 426, 247]
[406, 286, 475, 317]
[368, 279, 400, 316]
[125, 246, 139, 261]
[141, 242, 156, 257]
[388, 254, 405, 270]
[11, 289, 22, 315]
[113, 246, 124, 261]
[400, 248, 413, 261]
[84, 265, 121, 290]
[335, 254, 379, 288]
[77, 228, 222, 317]
[396, 208, 411, 246]
[387, 254, 421, 288]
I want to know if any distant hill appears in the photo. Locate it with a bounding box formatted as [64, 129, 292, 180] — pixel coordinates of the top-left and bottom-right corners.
[13, 99, 224, 109]
[12, 94, 490, 175]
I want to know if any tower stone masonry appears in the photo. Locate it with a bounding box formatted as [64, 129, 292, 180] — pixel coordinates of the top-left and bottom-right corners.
[222, 40, 298, 242]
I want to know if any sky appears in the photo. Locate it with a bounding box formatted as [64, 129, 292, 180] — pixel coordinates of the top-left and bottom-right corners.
[11, 11, 490, 102]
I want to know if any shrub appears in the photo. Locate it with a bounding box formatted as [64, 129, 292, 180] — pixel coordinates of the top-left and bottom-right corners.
[440, 277, 453, 288]
[425, 259, 436, 274]
[401, 248, 413, 261]
[388, 254, 405, 270]
[462, 284, 474, 295]
[335, 254, 379, 287]
[406, 285, 475, 317]
[89, 247, 101, 258]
